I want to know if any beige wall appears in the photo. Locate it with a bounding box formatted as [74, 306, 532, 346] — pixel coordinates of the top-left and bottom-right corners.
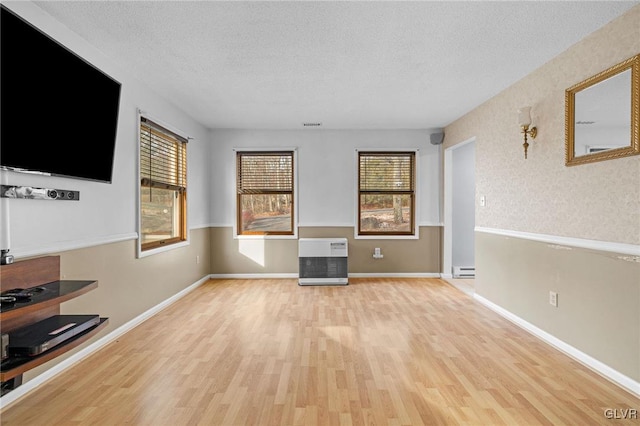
[23, 228, 211, 383]
[210, 226, 441, 275]
[477, 232, 640, 381]
[444, 6, 640, 244]
[444, 6, 640, 383]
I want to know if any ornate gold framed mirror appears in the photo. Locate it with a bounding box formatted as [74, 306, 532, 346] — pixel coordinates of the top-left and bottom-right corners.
[565, 54, 639, 166]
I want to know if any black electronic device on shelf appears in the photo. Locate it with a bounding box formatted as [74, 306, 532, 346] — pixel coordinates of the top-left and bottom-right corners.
[8, 314, 101, 357]
[1, 288, 34, 301]
[1, 334, 8, 360]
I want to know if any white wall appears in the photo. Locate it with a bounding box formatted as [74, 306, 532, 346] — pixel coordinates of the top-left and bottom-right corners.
[209, 129, 441, 228]
[2, 2, 211, 258]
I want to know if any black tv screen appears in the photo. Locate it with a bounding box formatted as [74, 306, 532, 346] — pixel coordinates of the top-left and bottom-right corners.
[1, 5, 121, 183]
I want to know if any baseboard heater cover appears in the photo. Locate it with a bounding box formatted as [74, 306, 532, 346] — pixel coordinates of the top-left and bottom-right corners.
[298, 238, 348, 286]
[453, 266, 475, 278]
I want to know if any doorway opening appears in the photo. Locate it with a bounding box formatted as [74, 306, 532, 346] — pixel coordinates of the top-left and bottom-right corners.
[443, 137, 476, 295]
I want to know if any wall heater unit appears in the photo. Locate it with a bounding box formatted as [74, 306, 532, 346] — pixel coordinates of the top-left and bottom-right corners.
[298, 238, 348, 286]
[453, 266, 475, 278]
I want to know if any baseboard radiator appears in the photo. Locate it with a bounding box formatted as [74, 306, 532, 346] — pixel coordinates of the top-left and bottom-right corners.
[298, 238, 348, 285]
[453, 266, 475, 278]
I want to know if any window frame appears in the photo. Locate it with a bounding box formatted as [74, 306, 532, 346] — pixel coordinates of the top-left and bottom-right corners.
[137, 112, 189, 257]
[355, 149, 419, 239]
[234, 148, 298, 239]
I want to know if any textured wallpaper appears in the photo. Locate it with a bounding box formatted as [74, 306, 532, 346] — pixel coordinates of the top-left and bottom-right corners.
[444, 5, 640, 245]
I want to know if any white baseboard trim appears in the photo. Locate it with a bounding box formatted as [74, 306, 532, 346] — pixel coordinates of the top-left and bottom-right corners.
[474, 293, 640, 398]
[440, 273, 453, 279]
[209, 273, 441, 280]
[475, 227, 640, 257]
[209, 273, 299, 279]
[348, 273, 440, 278]
[0, 275, 210, 410]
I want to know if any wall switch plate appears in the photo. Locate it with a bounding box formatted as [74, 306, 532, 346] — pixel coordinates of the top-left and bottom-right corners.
[480, 195, 486, 207]
[549, 291, 558, 307]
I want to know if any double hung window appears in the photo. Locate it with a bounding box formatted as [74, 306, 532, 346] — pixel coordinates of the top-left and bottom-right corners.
[139, 116, 187, 251]
[236, 151, 295, 236]
[358, 151, 416, 236]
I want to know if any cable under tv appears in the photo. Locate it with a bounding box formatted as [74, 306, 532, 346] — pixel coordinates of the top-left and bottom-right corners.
[7, 314, 100, 357]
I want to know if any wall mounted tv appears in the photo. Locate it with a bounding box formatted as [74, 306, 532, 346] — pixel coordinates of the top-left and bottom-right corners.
[1, 5, 121, 184]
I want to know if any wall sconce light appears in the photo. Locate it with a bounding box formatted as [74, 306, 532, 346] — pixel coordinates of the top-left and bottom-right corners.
[517, 106, 537, 159]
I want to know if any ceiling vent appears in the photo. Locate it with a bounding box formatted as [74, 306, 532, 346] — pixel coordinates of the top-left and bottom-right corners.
[303, 122, 322, 127]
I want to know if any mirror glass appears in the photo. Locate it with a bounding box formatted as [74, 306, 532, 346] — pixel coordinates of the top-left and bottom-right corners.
[565, 54, 639, 166]
[574, 70, 630, 155]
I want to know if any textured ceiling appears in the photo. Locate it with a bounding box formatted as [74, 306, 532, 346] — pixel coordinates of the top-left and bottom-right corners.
[31, 1, 639, 130]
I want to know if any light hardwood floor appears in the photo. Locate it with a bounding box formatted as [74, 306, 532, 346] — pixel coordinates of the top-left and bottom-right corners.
[442, 278, 474, 297]
[1, 278, 638, 425]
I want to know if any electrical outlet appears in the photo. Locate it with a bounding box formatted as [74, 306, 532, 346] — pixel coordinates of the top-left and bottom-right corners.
[373, 247, 383, 259]
[196, 255, 200, 264]
[549, 291, 558, 307]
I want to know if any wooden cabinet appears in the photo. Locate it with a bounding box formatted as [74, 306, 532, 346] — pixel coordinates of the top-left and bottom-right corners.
[0, 256, 108, 395]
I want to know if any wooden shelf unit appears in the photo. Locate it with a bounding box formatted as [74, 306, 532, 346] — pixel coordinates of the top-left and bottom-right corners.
[0, 256, 108, 395]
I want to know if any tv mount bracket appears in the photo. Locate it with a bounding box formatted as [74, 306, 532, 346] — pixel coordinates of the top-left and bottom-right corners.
[0, 185, 79, 201]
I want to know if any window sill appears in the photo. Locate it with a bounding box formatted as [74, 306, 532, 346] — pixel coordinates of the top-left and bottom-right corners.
[137, 240, 190, 258]
[234, 234, 298, 240]
[354, 233, 419, 240]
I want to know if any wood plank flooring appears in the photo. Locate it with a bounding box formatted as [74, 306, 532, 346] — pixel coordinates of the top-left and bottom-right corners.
[1, 278, 638, 425]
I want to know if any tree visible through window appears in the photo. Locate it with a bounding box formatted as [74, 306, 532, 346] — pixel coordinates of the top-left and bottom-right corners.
[139, 117, 187, 251]
[236, 151, 294, 235]
[358, 151, 415, 235]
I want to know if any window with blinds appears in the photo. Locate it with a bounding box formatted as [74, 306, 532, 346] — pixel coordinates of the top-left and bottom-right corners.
[139, 116, 188, 251]
[358, 151, 415, 235]
[236, 151, 294, 235]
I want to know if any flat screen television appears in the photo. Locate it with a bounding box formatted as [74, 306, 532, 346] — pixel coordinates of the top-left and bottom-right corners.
[1, 5, 121, 184]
